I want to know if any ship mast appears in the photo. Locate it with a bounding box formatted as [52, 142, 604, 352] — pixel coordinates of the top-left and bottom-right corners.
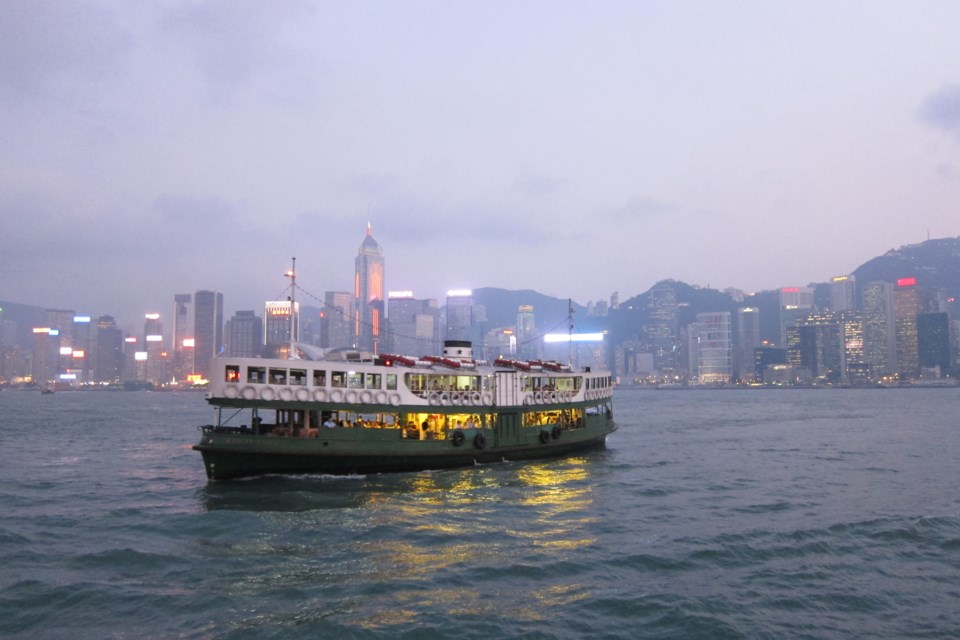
[567, 298, 574, 366]
[286, 257, 298, 360]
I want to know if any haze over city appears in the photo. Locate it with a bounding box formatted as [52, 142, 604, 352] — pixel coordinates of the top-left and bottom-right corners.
[3, 1, 960, 328]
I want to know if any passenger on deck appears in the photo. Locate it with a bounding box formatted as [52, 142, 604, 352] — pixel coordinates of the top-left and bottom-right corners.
[323, 417, 337, 429]
[464, 416, 475, 430]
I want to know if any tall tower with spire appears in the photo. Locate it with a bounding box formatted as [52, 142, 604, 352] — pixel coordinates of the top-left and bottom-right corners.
[354, 223, 385, 352]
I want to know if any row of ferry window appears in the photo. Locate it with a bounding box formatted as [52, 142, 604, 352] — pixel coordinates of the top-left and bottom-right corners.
[225, 365, 398, 391]
[585, 376, 612, 390]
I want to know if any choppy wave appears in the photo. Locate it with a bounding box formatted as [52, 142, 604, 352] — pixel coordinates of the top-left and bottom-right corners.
[1, 388, 960, 639]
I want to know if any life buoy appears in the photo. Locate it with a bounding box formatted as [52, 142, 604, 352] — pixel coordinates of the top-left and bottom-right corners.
[481, 392, 493, 405]
[429, 392, 441, 406]
[295, 388, 310, 402]
[552, 425, 562, 440]
[539, 429, 550, 444]
[375, 391, 387, 404]
[389, 393, 401, 406]
[260, 386, 276, 401]
[534, 391, 543, 404]
[547, 392, 558, 404]
[329, 389, 343, 403]
[523, 394, 533, 405]
[473, 432, 487, 449]
[223, 385, 239, 399]
[471, 392, 481, 405]
[279, 387, 294, 402]
[360, 390, 373, 404]
[241, 386, 258, 400]
[452, 429, 465, 447]
[440, 393, 450, 406]
[344, 390, 358, 403]
[450, 391, 462, 405]
[313, 388, 327, 402]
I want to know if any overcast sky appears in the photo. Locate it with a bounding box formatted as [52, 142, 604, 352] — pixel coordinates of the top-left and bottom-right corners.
[3, 1, 960, 331]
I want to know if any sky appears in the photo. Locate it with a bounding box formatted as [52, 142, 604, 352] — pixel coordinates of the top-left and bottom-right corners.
[3, 1, 960, 331]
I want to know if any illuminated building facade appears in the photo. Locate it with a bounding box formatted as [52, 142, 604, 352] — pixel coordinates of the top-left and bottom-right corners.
[143, 313, 166, 383]
[893, 278, 921, 377]
[646, 283, 679, 373]
[264, 300, 300, 358]
[354, 224, 385, 352]
[779, 287, 814, 346]
[695, 311, 732, 384]
[862, 281, 895, 378]
[444, 290, 485, 345]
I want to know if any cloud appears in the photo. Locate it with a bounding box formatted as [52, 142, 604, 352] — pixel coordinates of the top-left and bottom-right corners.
[920, 84, 960, 133]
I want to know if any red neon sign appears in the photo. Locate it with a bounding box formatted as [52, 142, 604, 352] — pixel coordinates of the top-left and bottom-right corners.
[897, 277, 916, 287]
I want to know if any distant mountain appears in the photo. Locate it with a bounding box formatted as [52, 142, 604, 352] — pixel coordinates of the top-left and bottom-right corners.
[852, 237, 960, 300]
[471, 288, 591, 333]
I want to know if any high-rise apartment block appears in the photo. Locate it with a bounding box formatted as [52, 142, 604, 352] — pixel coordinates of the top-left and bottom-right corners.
[386, 292, 438, 356]
[696, 311, 732, 383]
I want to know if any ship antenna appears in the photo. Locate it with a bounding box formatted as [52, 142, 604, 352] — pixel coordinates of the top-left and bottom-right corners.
[286, 257, 298, 360]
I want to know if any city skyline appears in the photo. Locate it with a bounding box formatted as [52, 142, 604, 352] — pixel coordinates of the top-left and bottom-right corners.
[3, 3, 960, 330]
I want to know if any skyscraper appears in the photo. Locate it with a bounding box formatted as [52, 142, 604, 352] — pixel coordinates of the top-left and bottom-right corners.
[354, 224, 385, 352]
[893, 278, 922, 377]
[829, 275, 857, 312]
[779, 287, 814, 346]
[172, 293, 192, 381]
[646, 283, 679, 373]
[194, 290, 224, 380]
[225, 310, 263, 358]
[93, 315, 123, 384]
[386, 292, 438, 356]
[736, 307, 761, 382]
[862, 281, 895, 379]
[320, 291, 352, 350]
[917, 312, 951, 375]
[516, 305, 537, 361]
[696, 311, 732, 384]
[264, 300, 299, 358]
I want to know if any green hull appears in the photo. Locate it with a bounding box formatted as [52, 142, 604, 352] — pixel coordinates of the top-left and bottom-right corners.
[194, 419, 615, 480]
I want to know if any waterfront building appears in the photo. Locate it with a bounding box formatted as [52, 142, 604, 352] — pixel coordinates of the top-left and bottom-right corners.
[779, 287, 814, 346]
[830, 275, 857, 312]
[171, 294, 192, 382]
[794, 312, 843, 382]
[516, 305, 537, 361]
[839, 311, 865, 382]
[736, 307, 761, 382]
[193, 290, 224, 380]
[444, 289, 485, 346]
[143, 313, 166, 384]
[695, 312, 732, 384]
[264, 300, 299, 358]
[862, 281, 896, 379]
[646, 283, 679, 374]
[917, 312, 951, 375]
[754, 346, 787, 383]
[893, 278, 922, 377]
[93, 315, 123, 384]
[225, 310, 263, 358]
[386, 292, 439, 356]
[320, 291, 352, 350]
[354, 224, 385, 353]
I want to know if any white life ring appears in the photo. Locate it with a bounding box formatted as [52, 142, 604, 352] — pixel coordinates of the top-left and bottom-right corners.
[296, 388, 311, 402]
[345, 390, 358, 403]
[440, 393, 451, 406]
[534, 391, 544, 404]
[313, 388, 327, 402]
[481, 392, 493, 405]
[375, 391, 387, 404]
[223, 385, 239, 399]
[260, 386, 277, 401]
[241, 386, 257, 400]
[329, 389, 343, 403]
[523, 394, 533, 405]
[279, 387, 294, 402]
[548, 392, 558, 404]
[360, 390, 373, 404]
[471, 391, 481, 405]
[389, 393, 401, 406]
[429, 392, 441, 406]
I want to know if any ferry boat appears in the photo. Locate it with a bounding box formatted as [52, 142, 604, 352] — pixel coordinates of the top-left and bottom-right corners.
[193, 339, 617, 480]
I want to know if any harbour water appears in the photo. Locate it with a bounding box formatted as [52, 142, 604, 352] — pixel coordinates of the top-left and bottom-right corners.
[1, 388, 958, 639]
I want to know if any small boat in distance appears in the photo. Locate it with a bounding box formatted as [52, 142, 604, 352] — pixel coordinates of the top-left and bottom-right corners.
[194, 339, 617, 480]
